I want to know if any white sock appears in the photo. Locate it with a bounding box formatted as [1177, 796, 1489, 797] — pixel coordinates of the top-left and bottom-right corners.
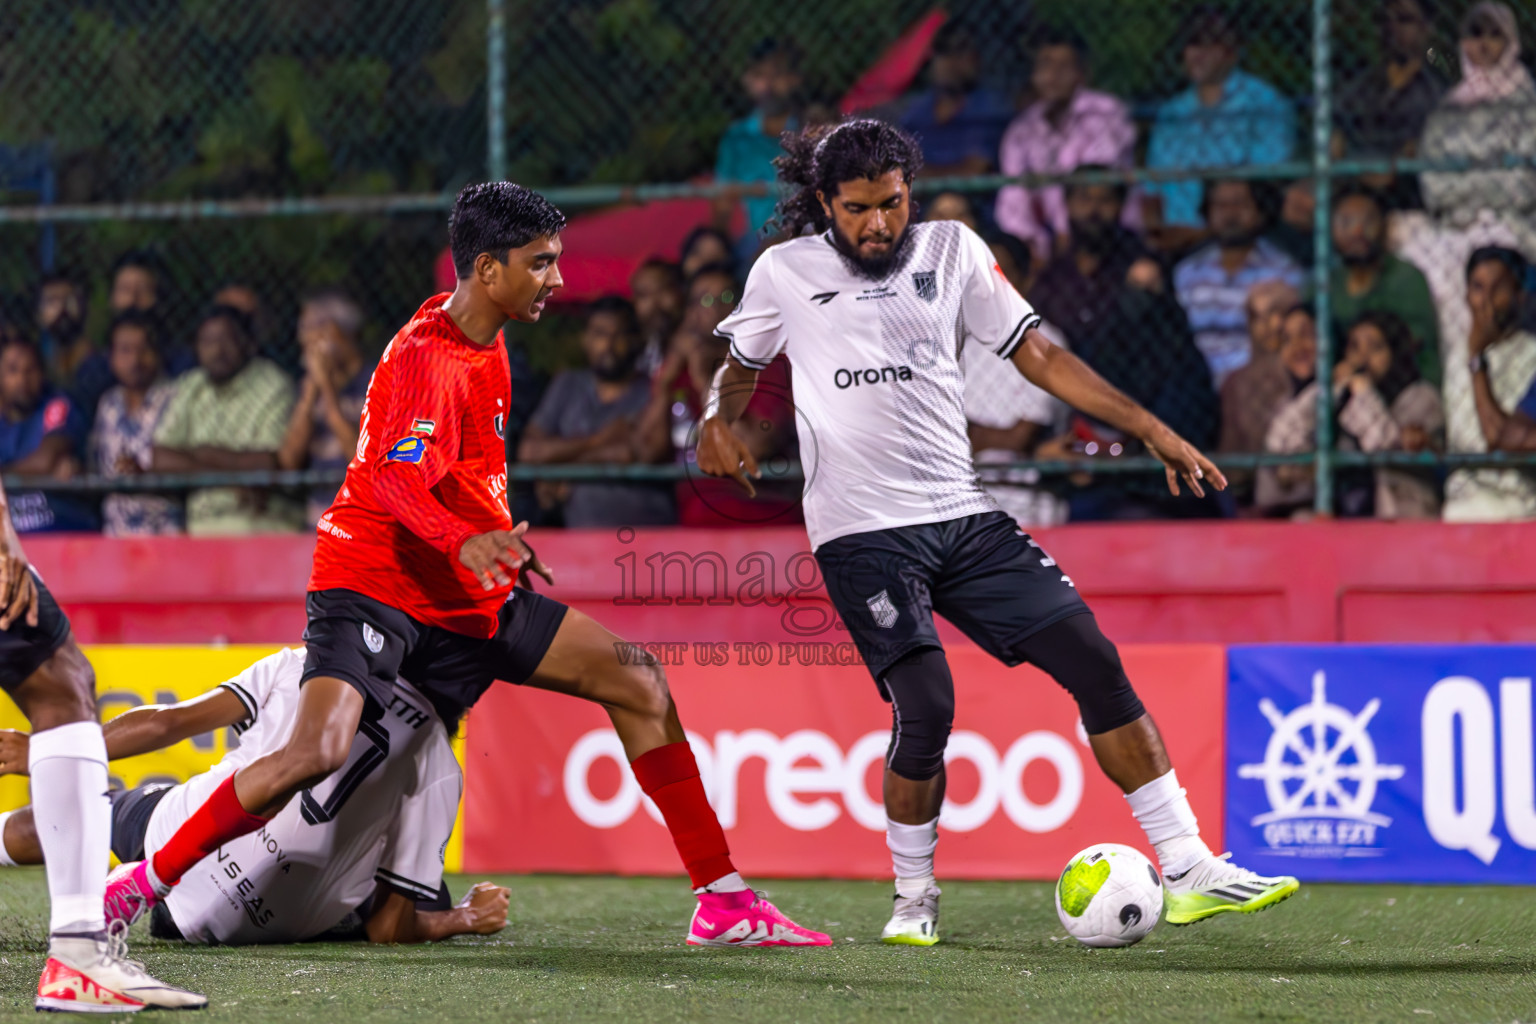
[694, 871, 748, 895]
[0, 810, 17, 866]
[1125, 770, 1211, 880]
[887, 816, 938, 897]
[28, 721, 110, 935]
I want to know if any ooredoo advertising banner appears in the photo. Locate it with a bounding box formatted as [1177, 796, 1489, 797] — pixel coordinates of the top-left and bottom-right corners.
[1226, 646, 1536, 883]
[462, 644, 1226, 879]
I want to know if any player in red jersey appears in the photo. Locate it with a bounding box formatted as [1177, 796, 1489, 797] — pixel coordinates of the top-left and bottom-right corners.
[105, 182, 830, 952]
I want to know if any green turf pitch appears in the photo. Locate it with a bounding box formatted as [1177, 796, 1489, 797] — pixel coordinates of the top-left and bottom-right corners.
[0, 872, 1531, 1023]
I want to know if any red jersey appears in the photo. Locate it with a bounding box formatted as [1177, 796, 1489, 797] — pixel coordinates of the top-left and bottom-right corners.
[310, 294, 514, 637]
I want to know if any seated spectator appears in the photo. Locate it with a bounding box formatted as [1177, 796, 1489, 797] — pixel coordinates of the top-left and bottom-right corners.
[1444, 246, 1536, 520]
[1420, 2, 1536, 224]
[150, 305, 300, 535]
[715, 39, 803, 248]
[108, 248, 195, 379]
[1265, 311, 1444, 518]
[277, 290, 375, 526]
[109, 249, 167, 316]
[629, 258, 685, 376]
[1331, 183, 1441, 384]
[91, 312, 182, 536]
[1219, 280, 1301, 509]
[0, 335, 96, 532]
[1270, 177, 1315, 270]
[1255, 305, 1323, 516]
[1173, 178, 1304, 385]
[1029, 178, 1220, 519]
[649, 264, 801, 526]
[519, 296, 675, 527]
[214, 280, 285, 374]
[35, 269, 90, 388]
[925, 191, 982, 231]
[899, 21, 1014, 178]
[679, 226, 737, 282]
[1334, 0, 1447, 206]
[1146, 6, 1295, 239]
[994, 27, 1137, 263]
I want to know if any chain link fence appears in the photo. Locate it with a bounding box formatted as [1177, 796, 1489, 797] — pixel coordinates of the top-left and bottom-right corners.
[2, 0, 1535, 531]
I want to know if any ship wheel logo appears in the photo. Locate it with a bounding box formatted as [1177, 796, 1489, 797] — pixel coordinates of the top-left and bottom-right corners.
[1238, 671, 1405, 826]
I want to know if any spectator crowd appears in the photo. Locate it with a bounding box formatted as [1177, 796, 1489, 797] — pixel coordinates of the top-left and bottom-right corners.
[7, 0, 1536, 532]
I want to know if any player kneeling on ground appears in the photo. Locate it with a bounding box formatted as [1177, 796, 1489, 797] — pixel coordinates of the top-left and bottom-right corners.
[0, 646, 509, 945]
[698, 119, 1299, 945]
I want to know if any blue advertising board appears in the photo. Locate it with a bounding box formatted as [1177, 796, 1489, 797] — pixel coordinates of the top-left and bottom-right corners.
[1226, 646, 1536, 883]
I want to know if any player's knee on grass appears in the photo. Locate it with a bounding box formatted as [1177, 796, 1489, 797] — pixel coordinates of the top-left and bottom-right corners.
[881, 647, 955, 782]
[1017, 613, 1145, 735]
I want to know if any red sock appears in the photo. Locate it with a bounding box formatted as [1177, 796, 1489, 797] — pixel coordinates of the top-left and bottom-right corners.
[150, 773, 269, 887]
[631, 742, 735, 890]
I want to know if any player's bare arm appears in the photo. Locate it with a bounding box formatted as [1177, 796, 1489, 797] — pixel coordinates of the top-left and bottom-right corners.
[363, 881, 510, 944]
[696, 358, 763, 496]
[1009, 327, 1228, 498]
[0, 686, 248, 776]
[0, 482, 40, 631]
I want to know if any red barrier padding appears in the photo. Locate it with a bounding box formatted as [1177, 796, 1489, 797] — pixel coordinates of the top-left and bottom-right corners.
[23, 520, 1536, 644]
[461, 644, 1224, 880]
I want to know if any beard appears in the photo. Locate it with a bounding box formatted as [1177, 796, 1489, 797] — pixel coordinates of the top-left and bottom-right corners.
[1339, 244, 1383, 268]
[1215, 226, 1262, 249]
[1070, 219, 1118, 257]
[45, 314, 83, 345]
[828, 220, 916, 280]
[592, 353, 639, 382]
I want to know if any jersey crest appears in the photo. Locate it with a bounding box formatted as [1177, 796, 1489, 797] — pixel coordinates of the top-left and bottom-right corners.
[912, 270, 937, 303]
[867, 589, 900, 629]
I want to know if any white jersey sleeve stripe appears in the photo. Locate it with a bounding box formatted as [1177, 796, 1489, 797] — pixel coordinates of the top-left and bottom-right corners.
[725, 337, 773, 370]
[218, 681, 259, 733]
[374, 867, 439, 902]
[996, 313, 1042, 361]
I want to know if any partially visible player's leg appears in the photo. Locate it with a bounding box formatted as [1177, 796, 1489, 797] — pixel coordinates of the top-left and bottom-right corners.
[0, 807, 42, 865]
[113, 590, 400, 928]
[877, 647, 953, 946]
[814, 529, 949, 946]
[115, 676, 364, 918]
[1015, 612, 1300, 923]
[9, 636, 206, 1011]
[514, 598, 829, 947]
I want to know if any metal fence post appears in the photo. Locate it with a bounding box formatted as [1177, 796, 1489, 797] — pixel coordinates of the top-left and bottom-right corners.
[1312, 0, 1335, 515]
[487, 0, 507, 183]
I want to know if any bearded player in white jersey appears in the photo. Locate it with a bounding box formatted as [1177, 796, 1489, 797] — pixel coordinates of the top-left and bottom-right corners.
[0, 647, 509, 946]
[698, 119, 1298, 946]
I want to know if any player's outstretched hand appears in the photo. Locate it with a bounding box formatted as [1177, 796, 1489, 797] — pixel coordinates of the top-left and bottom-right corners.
[0, 536, 39, 631]
[1143, 422, 1228, 499]
[457, 881, 511, 935]
[458, 527, 528, 591]
[0, 729, 29, 776]
[695, 416, 760, 498]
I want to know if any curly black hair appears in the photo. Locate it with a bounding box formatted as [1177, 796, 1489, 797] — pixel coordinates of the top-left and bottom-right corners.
[771, 119, 924, 238]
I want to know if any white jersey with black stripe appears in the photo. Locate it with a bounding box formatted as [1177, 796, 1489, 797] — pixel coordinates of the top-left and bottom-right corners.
[716, 220, 1040, 549]
[143, 649, 461, 944]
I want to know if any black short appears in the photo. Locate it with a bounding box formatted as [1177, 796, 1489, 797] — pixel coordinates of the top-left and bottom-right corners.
[301, 588, 569, 727]
[814, 511, 1090, 692]
[0, 571, 73, 693]
[108, 783, 174, 865]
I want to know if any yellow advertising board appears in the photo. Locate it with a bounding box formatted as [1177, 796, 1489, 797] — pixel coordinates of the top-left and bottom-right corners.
[0, 645, 465, 873]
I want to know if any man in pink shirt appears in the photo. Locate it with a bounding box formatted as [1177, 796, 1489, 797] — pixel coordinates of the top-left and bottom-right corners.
[995, 28, 1138, 262]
